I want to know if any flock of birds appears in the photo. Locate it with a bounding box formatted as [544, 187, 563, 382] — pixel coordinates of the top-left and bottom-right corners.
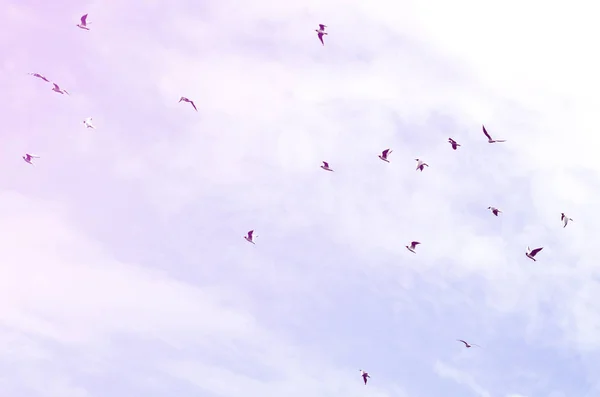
[22, 15, 576, 387]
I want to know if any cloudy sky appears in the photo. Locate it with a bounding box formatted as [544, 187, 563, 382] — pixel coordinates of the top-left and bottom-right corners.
[1, 0, 600, 396]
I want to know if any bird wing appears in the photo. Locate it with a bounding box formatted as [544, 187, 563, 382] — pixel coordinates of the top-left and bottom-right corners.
[561, 213, 565, 221]
[53, 83, 60, 89]
[81, 14, 88, 24]
[382, 149, 390, 157]
[457, 339, 468, 346]
[482, 125, 492, 140]
[248, 230, 254, 238]
[322, 161, 329, 168]
[319, 24, 326, 30]
[190, 101, 198, 111]
[411, 241, 420, 247]
[530, 247, 543, 256]
[449, 138, 455, 144]
[317, 33, 324, 45]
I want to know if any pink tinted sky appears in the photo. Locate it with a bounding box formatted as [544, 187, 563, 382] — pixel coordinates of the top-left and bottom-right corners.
[2, 1, 600, 397]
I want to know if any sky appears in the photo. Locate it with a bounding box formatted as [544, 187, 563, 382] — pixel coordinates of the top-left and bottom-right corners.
[1, 0, 600, 396]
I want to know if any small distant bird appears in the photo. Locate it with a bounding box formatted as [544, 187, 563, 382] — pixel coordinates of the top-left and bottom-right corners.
[77, 14, 90, 30]
[488, 206, 502, 216]
[28, 73, 50, 82]
[406, 241, 420, 253]
[22, 153, 39, 165]
[321, 161, 334, 172]
[457, 339, 480, 348]
[526, 246, 543, 261]
[359, 370, 370, 385]
[244, 230, 256, 244]
[179, 96, 197, 111]
[561, 213, 573, 228]
[83, 117, 95, 129]
[415, 159, 429, 171]
[482, 125, 506, 143]
[52, 83, 69, 95]
[448, 138, 461, 150]
[315, 24, 328, 46]
[378, 149, 392, 163]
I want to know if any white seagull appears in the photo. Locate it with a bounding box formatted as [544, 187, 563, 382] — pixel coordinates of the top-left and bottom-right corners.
[77, 14, 90, 30]
[52, 83, 69, 95]
[22, 153, 40, 165]
[448, 138, 461, 150]
[315, 24, 328, 46]
[359, 370, 370, 385]
[406, 241, 420, 253]
[457, 339, 481, 348]
[179, 96, 198, 111]
[561, 213, 573, 228]
[415, 159, 429, 171]
[28, 73, 50, 83]
[482, 125, 506, 143]
[321, 161, 334, 172]
[83, 117, 95, 129]
[526, 246, 543, 261]
[488, 206, 502, 216]
[244, 230, 257, 244]
[378, 148, 392, 163]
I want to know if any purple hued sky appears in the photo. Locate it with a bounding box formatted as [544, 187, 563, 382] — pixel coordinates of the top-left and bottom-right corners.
[2, 1, 600, 397]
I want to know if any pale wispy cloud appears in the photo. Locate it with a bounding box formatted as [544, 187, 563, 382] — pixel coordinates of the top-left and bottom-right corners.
[1, 0, 600, 396]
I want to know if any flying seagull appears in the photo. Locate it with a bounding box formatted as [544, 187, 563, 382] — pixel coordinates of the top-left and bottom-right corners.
[321, 161, 334, 172]
[415, 159, 429, 171]
[22, 153, 39, 165]
[359, 370, 370, 385]
[83, 117, 95, 129]
[448, 138, 461, 150]
[179, 96, 197, 111]
[244, 230, 256, 244]
[482, 125, 506, 143]
[526, 246, 543, 261]
[52, 83, 69, 95]
[28, 73, 50, 82]
[561, 213, 573, 228]
[315, 24, 328, 46]
[77, 14, 90, 30]
[378, 149, 392, 163]
[457, 339, 480, 348]
[488, 206, 502, 216]
[406, 241, 420, 253]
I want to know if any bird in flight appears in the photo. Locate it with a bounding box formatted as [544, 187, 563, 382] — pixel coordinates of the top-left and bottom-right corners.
[83, 117, 95, 129]
[22, 153, 40, 165]
[359, 370, 370, 385]
[415, 159, 429, 171]
[561, 213, 573, 228]
[482, 125, 506, 143]
[315, 24, 328, 46]
[77, 14, 90, 30]
[448, 138, 461, 150]
[378, 149, 392, 163]
[179, 96, 197, 111]
[457, 339, 480, 348]
[526, 246, 543, 261]
[244, 230, 256, 244]
[52, 83, 69, 95]
[406, 241, 420, 253]
[28, 73, 50, 83]
[320, 161, 334, 172]
[488, 206, 502, 216]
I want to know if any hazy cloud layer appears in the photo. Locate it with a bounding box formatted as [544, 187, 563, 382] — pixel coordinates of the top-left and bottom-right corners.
[1, 0, 599, 396]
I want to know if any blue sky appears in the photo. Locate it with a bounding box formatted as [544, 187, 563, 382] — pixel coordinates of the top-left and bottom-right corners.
[1, 0, 600, 396]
